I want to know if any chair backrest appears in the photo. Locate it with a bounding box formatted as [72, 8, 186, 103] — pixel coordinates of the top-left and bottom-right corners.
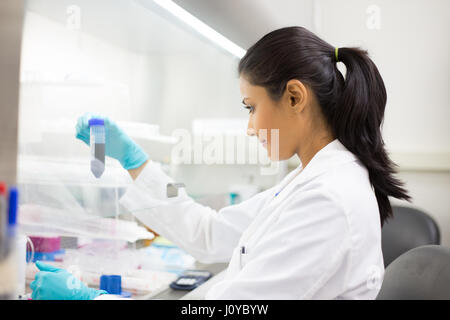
[382, 205, 440, 267]
[377, 245, 450, 299]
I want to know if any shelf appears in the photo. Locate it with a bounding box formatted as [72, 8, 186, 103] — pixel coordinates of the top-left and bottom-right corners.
[17, 155, 132, 187]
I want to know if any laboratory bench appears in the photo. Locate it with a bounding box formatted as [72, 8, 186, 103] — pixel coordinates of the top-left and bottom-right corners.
[151, 262, 228, 300]
[21, 261, 228, 300]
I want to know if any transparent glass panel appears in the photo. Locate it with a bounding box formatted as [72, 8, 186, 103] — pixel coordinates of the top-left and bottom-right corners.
[18, 0, 244, 299]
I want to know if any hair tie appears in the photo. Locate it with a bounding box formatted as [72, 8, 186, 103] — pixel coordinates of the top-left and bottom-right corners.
[335, 47, 339, 62]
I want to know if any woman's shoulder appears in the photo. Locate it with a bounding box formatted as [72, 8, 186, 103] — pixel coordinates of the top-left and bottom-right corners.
[287, 159, 377, 217]
[311, 157, 372, 194]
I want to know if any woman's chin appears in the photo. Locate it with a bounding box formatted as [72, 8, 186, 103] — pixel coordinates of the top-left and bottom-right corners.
[266, 147, 292, 162]
[266, 147, 281, 161]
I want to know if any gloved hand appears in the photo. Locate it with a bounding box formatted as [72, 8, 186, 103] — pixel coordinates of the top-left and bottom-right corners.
[75, 112, 149, 170]
[30, 261, 107, 300]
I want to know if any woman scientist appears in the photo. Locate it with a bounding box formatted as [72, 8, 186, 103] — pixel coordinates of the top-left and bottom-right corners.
[30, 26, 410, 300]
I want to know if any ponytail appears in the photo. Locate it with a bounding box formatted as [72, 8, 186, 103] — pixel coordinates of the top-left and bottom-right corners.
[238, 26, 410, 225]
[333, 47, 410, 225]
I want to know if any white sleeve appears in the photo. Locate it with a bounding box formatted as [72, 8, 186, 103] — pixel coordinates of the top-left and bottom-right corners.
[120, 160, 274, 263]
[205, 188, 352, 299]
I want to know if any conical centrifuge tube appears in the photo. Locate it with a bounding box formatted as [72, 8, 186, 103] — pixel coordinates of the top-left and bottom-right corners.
[88, 118, 105, 178]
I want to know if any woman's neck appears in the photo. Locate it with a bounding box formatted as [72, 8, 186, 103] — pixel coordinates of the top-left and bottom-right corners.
[297, 132, 335, 168]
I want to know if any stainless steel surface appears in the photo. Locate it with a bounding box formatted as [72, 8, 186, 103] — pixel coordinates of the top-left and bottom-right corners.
[151, 262, 228, 300]
[0, 0, 24, 187]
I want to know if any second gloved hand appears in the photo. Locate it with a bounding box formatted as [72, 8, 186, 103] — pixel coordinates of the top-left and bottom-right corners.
[75, 113, 149, 170]
[30, 261, 107, 300]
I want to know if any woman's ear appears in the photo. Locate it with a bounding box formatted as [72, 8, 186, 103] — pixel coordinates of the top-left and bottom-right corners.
[285, 79, 308, 113]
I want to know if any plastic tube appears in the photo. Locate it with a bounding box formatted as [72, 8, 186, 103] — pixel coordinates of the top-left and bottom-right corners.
[15, 235, 27, 296]
[89, 118, 105, 178]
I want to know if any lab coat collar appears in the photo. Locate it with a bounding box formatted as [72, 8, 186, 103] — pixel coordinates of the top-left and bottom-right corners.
[300, 139, 357, 180]
[270, 139, 358, 206]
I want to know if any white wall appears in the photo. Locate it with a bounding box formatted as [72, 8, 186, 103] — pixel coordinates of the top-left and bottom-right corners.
[313, 0, 450, 245]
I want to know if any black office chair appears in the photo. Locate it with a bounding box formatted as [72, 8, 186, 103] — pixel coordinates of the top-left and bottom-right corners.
[382, 205, 440, 267]
[377, 245, 450, 299]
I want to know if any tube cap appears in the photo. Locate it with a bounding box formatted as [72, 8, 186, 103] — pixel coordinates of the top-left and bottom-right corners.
[88, 118, 105, 126]
[99, 275, 122, 295]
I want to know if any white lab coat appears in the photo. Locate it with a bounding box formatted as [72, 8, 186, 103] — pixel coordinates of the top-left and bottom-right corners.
[119, 139, 384, 299]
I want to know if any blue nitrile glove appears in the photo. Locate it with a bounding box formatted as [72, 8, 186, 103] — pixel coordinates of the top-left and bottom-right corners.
[75, 112, 149, 170]
[30, 261, 107, 300]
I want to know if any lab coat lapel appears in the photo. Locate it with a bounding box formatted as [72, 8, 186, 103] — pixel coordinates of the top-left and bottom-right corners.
[267, 139, 357, 208]
[238, 139, 357, 248]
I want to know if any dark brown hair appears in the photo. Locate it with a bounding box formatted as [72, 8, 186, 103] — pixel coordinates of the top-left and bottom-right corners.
[238, 26, 410, 225]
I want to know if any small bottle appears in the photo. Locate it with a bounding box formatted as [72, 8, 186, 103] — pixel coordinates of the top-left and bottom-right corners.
[0, 187, 19, 299]
[100, 275, 122, 295]
[89, 118, 106, 178]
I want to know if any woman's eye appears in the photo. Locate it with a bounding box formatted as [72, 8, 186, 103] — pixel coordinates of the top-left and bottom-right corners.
[245, 105, 255, 114]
